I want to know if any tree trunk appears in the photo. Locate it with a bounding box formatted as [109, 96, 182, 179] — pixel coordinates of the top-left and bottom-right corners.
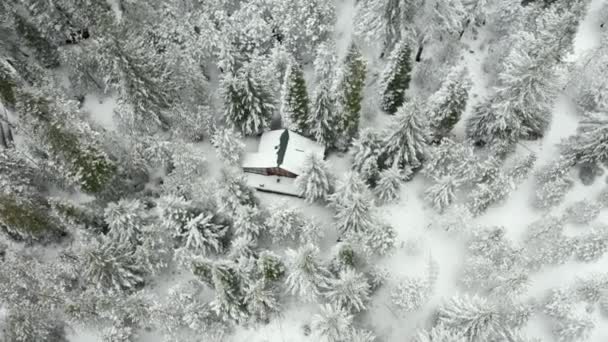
[0, 122, 8, 149]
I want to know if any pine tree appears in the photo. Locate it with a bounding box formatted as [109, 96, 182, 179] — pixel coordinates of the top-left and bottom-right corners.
[243, 279, 280, 323]
[233, 205, 265, 241]
[336, 43, 367, 147]
[553, 314, 595, 342]
[312, 304, 353, 342]
[465, 94, 521, 148]
[415, 325, 467, 342]
[0, 193, 65, 242]
[381, 100, 429, 169]
[324, 268, 371, 312]
[428, 65, 472, 142]
[425, 175, 460, 212]
[285, 244, 331, 302]
[82, 236, 145, 293]
[222, 70, 275, 136]
[560, 117, 608, 167]
[533, 158, 575, 209]
[335, 192, 376, 236]
[573, 225, 608, 263]
[351, 129, 385, 186]
[296, 153, 334, 203]
[374, 164, 407, 204]
[380, 41, 412, 114]
[436, 295, 506, 341]
[265, 206, 306, 243]
[104, 199, 145, 245]
[211, 127, 245, 166]
[192, 259, 248, 323]
[564, 200, 601, 225]
[180, 212, 227, 256]
[330, 172, 370, 209]
[391, 277, 431, 313]
[281, 62, 311, 134]
[310, 80, 337, 148]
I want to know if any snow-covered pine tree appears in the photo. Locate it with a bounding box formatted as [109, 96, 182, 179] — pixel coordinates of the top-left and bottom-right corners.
[221, 70, 275, 136]
[211, 127, 245, 166]
[0, 193, 65, 242]
[82, 236, 145, 293]
[192, 259, 248, 323]
[379, 40, 412, 114]
[296, 152, 334, 203]
[335, 43, 367, 147]
[324, 268, 371, 312]
[381, 100, 429, 169]
[425, 175, 460, 213]
[350, 129, 385, 185]
[573, 225, 608, 263]
[553, 313, 595, 342]
[265, 206, 306, 243]
[181, 212, 227, 256]
[285, 243, 331, 302]
[375, 164, 408, 203]
[233, 205, 265, 242]
[312, 304, 354, 342]
[465, 94, 521, 149]
[522, 216, 573, 270]
[243, 278, 280, 323]
[560, 116, 608, 167]
[428, 65, 472, 142]
[415, 325, 467, 342]
[330, 171, 371, 209]
[436, 294, 506, 341]
[564, 200, 601, 225]
[533, 157, 575, 209]
[104, 199, 145, 245]
[309, 43, 338, 148]
[391, 277, 431, 313]
[335, 191, 376, 236]
[281, 61, 311, 134]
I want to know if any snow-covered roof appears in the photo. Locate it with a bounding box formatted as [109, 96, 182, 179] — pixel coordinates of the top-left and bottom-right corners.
[242, 129, 325, 175]
[245, 173, 301, 197]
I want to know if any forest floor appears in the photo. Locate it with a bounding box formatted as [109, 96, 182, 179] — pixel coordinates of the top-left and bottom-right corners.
[68, 0, 608, 341]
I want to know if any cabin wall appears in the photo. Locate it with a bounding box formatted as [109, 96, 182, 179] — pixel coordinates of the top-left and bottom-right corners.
[243, 167, 268, 175]
[266, 167, 297, 178]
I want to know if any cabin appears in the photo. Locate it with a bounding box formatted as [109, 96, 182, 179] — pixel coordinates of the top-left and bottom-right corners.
[242, 129, 325, 197]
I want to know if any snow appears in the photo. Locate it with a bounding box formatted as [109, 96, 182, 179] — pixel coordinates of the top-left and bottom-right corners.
[245, 173, 301, 197]
[81, 94, 118, 132]
[242, 129, 325, 175]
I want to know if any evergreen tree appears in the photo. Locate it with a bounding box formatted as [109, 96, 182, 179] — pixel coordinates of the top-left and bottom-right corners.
[379, 40, 412, 114]
[310, 43, 338, 148]
[281, 61, 311, 134]
[374, 164, 407, 203]
[533, 158, 575, 209]
[425, 175, 460, 213]
[391, 277, 431, 313]
[181, 212, 227, 256]
[233, 205, 265, 241]
[465, 94, 521, 148]
[336, 43, 367, 147]
[428, 65, 472, 142]
[381, 100, 429, 169]
[324, 268, 371, 312]
[436, 295, 506, 341]
[243, 279, 280, 323]
[573, 225, 608, 263]
[0, 193, 65, 242]
[82, 236, 145, 293]
[192, 259, 248, 323]
[351, 129, 385, 186]
[211, 127, 245, 166]
[222, 70, 275, 136]
[312, 304, 353, 342]
[104, 199, 145, 245]
[296, 153, 334, 203]
[560, 117, 608, 167]
[265, 206, 306, 243]
[330, 172, 371, 209]
[285, 244, 331, 302]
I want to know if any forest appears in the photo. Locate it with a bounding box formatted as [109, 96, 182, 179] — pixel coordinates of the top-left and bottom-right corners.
[1, 0, 608, 341]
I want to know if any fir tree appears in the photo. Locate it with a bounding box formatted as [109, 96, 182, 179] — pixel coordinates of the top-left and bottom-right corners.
[560, 117, 608, 167]
[82, 236, 145, 293]
[265, 206, 306, 243]
[428, 65, 472, 142]
[436, 294, 506, 341]
[336, 43, 367, 147]
[425, 175, 460, 213]
[564, 200, 601, 225]
[381, 100, 429, 169]
[285, 244, 331, 302]
[211, 127, 245, 166]
[391, 277, 431, 313]
[296, 153, 334, 203]
[350, 129, 385, 186]
[104, 199, 145, 245]
[335, 192, 376, 236]
[310, 80, 337, 149]
[180, 212, 227, 256]
[312, 304, 353, 342]
[330, 172, 370, 209]
[0, 193, 65, 242]
[281, 62, 311, 134]
[379, 40, 412, 114]
[324, 268, 371, 312]
[465, 94, 521, 148]
[233, 205, 265, 241]
[243, 279, 280, 323]
[374, 164, 407, 204]
[222, 70, 275, 136]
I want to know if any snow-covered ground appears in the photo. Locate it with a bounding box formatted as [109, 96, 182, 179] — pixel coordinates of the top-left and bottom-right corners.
[67, 0, 608, 341]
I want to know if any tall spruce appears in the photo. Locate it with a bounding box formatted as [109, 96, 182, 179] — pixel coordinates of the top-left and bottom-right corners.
[336, 43, 367, 148]
[380, 40, 412, 114]
[222, 70, 275, 136]
[281, 62, 311, 134]
[381, 100, 429, 169]
[428, 65, 471, 142]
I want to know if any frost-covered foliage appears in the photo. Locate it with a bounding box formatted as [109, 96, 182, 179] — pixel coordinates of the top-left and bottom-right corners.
[424, 175, 460, 212]
[312, 304, 354, 342]
[573, 225, 608, 263]
[563, 200, 601, 225]
[381, 100, 429, 169]
[325, 268, 371, 312]
[211, 127, 245, 166]
[335, 43, 367, 147]
[265, 206, 306, 243]
[281, 61, 311, 134]
[391, 277, 431, 313]
[379, 40, 412, 114]
[428, 65, 472, 142]
[375, 165, 408, 203]
[436, 295, 508, 342]
[285, 244, 331, 302]
[296, 153, 335, 202]
[533, 157, 575, 210]
[351, 129, 385, 185]
[523, 216, 573, 269]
